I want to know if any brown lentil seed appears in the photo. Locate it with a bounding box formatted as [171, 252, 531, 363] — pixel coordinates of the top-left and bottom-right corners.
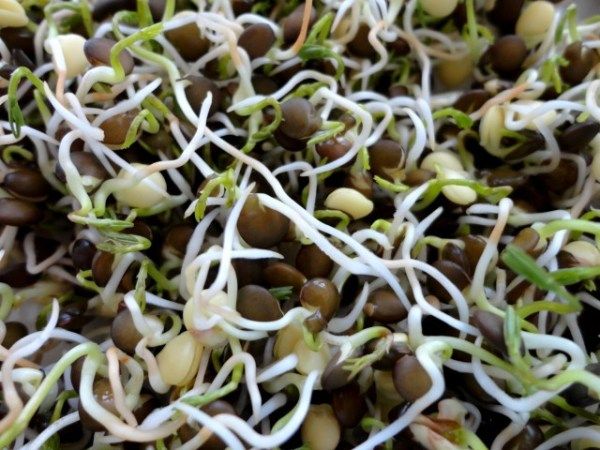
[363, 288, 407, 323]
[91, 251, 114, 287]
[392, 355, 432, 402]
[55, 152, 109, 185]
[441, 243, 471, 275]
[390, 37, 410, 56]
[299, 278, 340, 321]
[404, 168, 435, 186]
[237, 194, 290, 248]
[453, 89, 491, 113]
[78, 378, 118, 431]
[557, 120, 600, 154]
[124, 219, 153, 242]
[273, 127, 309, 151]
[99, 109, 140, 147]
[488, 0, 525, 31]
[332, 382, 368, 428]
[471, 309, 506, 354]
[282, 3, 317, 44]
[2, 321, 27, 348]
[304, 309, 327, 334]
[537, 159, 578, 194]
[347, 24, 374, 58]
[369, 139, 406, 181]
[279, 98, 322, 140]
[0, 27, 35, 55]
[232, 258, 265, 287]
[321, 349, 355, 390]
[560, 41, 599, 85]
[91, 0, 136, 20]
[165, 23, 210, 61]
[164, 224, 194, 257]
[315, 137, 352, 162]
[505, 422, 545, 450]
[57, 303, 88, 332]
[148, 0, 165, 20]
[110, 309, 144, 355]
[236, 285, 283, 322]
[84, 37, 134, 75]
[232, 0, 254, 15]
[185, 76, 223, 117]
[70, 357, 86, 392]
[489, 35, 528, 78]
[460, 235, 486, 276]
[505, 130, 546, 160]
[426, 259, 471, 302]
[263, 262, 306, 292]
[252, 75, 278, 95]
[237, 23, 275, 59]
[295, 244, 334, 278]
[0, 198, 43, 226]
[3, 168, 50, 201]
[0, 263, 38, 287]
[511, 227, 541, 257]
[344, 171, 374, 198]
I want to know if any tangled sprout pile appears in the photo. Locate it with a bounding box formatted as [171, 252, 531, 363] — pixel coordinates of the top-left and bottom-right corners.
[2, 0, 600, 448]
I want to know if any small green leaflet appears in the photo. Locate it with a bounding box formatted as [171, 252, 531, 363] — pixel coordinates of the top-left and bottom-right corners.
[432, 107, 475, 129]
[298, 44, 345, 79]
[501, 245, 581, 311]
[269, 286, 293, 301]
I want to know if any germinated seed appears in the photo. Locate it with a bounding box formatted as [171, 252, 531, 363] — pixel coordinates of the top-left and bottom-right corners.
[156, 331, 203, 386]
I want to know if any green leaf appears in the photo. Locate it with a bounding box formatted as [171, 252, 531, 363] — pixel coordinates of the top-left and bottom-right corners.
[195, 170, 237, 220]
[182, 363, 243, 407]
[96, 231, 151, 254]
[360, 418, 393, 450]
[298, 44, 345, 79]
[236, 97, 282, 154]
[51, 390, 78, 422]
[76, 270, 102, 293]
[7, 67, 46, 137]
[314, 209, 350, 230]
[343, 337, 390, 378]
[307, 120, 345, 146]
[134, 260, 149, 311]
[373, 175, 409, 193]
[120, 109, 160, 149]
[305, 13, 334, 45]
[414, 178, 512, 211]
[501, 245, 581, 311]
[110, 22, 163, 80]
[504, 306, 521, 359]
[551, 266, 600, 286]
[68, 214, 134, 231]
[538, 219, 600, 240]
[432, 107, 475, 129]
[302, 323, 322, 351]
[540, 56, 568, 94]
[269, 286, 294, 301]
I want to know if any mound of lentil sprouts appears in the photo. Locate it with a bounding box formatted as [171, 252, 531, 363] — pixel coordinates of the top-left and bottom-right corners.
[1, 0, 600, 448]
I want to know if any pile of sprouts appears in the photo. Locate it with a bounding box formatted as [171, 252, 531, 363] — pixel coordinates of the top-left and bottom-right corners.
[0, 0, 600, 448]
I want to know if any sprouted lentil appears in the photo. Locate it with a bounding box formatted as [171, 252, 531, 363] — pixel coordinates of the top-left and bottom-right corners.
[0, 0, 599, 449]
